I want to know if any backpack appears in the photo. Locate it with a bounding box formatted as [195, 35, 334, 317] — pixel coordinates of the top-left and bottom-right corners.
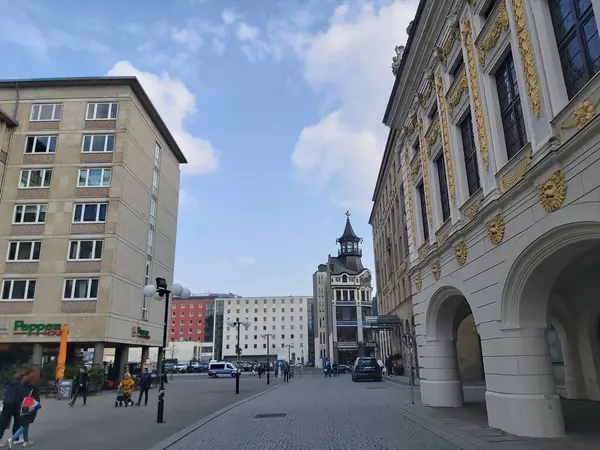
[20, 390, 40, 416]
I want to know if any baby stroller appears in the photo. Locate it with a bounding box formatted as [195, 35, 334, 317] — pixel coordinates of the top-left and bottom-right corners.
[114, 387, 134, 407]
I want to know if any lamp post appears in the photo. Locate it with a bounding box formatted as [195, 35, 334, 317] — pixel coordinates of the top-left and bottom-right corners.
[284, 343, 294, 363]
[226, 317, 250, 394]
[261, 333, 275, 385]
[143, 278, 190, 424]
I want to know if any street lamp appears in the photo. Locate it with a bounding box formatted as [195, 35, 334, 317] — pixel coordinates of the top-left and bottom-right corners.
[226, 317, 250, 394]
[284, 343, 294, 363]
[261, 333, 275, 385]
[143, 277, 190, 424]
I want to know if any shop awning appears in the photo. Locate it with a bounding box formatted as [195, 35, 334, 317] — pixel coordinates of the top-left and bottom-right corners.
[364, 315, 403, 330]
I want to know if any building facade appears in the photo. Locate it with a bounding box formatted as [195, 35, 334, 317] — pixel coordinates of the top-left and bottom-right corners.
[221, 296, 311, 362]
[314, 214, 374, 366]
[0, 78, 186, 374]
[0, 107, 18, 193]
[370, 128, 414, 367]
[382, 0, 600, 439]
[169, 294, 215, 343]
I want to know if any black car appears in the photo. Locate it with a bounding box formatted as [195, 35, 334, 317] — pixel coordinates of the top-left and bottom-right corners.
[351, 357, 382, 382]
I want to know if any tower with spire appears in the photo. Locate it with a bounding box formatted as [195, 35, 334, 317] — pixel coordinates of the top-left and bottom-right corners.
[311, 211, 373, 368]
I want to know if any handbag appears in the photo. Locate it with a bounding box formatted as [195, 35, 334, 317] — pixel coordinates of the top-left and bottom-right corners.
[21, 390, 40, 414]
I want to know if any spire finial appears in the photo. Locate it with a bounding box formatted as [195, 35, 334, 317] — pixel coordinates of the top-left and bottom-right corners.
[345, 210, 351, 219]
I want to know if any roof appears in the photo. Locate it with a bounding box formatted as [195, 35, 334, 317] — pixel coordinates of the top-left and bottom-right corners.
[328, 254, 365, 276]
[338, 215, 361, 242]
[0, 107, 17, 127]
[0, 77, 187, 164]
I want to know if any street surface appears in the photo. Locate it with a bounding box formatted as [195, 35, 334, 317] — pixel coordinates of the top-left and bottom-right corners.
[25, 374, 281, 450]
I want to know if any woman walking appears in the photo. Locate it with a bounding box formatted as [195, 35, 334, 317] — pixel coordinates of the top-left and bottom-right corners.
[7, 371, 41, 448]
[0, 369, 31, 448]
[69, 367, 89, 407]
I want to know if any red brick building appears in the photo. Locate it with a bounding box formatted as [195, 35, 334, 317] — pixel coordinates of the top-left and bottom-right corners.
[169, 295, 215, 342]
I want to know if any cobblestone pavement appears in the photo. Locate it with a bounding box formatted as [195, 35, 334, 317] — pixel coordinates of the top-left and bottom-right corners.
[4, 374, 281, 450]
[153, 374, 471, 450]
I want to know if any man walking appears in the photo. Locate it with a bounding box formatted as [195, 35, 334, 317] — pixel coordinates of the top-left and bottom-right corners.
[283, 363, 290, 383]
[69, 367, 89, 407]
[136, 369, 152, 406]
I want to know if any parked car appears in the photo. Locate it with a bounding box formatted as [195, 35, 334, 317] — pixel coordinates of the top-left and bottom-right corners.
[338, 364, 350, 374]
[351, 357, 382, 382]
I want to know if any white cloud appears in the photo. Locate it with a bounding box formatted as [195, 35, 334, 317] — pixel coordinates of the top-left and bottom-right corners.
[290, 1, 419, 211]
[221, 10, 238, 25]
[171, 27, 204, 52]
[212, 37, 226, 55]
[237, 256, 256, 266]
[236, 22, 260, 42]
[107, 61, 218, 174]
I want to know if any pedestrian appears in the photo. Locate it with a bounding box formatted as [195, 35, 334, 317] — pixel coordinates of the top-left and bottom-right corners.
[257, 364, 263, 379]
[283, 362, 290, 383]
[136, 369, 152, 406]
[7, 371, 41, 449]
[0, 369, 31, 447]
[116, 373, 135, 407]
[385, 357, 393, 377]
[69, 366, 89, 407]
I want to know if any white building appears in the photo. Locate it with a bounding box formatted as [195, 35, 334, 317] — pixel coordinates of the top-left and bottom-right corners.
[221, 296, 311, 362]
[380, 0, 600, 439]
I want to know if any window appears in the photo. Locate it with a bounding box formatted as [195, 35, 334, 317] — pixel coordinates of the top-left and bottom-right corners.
[13, 204, 47, 224]
[19, 169, 52, 188]
[482, 0, 500, 20]
[25, 136, 57, 154]
[68, 240, 103, 260]
[436, 155, 450, 222]
[73, 203, 107, 223]
[63, 278, 99, 300]
[7, 242, 41, 262]
[549, 0, 600, 99]
[417, 182, 429, 241]
[496, 53, 527, 159]
[82, 135, 115, 153]
[78, 168, 111, 187]
[1, 280, 36, 300]
[460, 114, 481, 196]
[30, 104, 62, 122]
[86, 102, 118, 120]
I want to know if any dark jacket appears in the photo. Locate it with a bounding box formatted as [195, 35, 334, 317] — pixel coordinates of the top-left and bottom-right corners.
[139, 373, 153, 388]
[2, 378, 23, 406]
[19, 382, 40, 426]
[74, 372, 90, 389]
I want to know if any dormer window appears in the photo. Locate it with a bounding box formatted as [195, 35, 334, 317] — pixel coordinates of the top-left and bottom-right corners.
[342, 275, 348, 283]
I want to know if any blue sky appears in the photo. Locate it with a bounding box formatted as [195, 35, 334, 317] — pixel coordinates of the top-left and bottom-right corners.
[2, 0, 418, 296]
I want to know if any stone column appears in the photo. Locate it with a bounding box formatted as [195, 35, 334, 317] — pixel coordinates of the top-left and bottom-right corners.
[117, 346, 130, 379]
[419, 340, 463, 407]
[31, 344, 43, 369]
[483, 328, 565, 438]
[141, 346, 150, 363]
[93, 343, 105, 366]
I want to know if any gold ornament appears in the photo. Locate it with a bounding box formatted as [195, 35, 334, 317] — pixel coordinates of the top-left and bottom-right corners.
[404, 150, 417, 245]
[435, 76, 456, 204]
[454, 241, 468, 265]
[418, 117, 433, 225]
[511, 0, 541, 118]
[462, 20, 489, 169]
[573, 100, 596, 129]
[478, 3, 509, 67]
[487, 214, 505, 245]
[539, 170, 567, 212]
[414, 273, 422, 291]
[431, 261, 441, 281]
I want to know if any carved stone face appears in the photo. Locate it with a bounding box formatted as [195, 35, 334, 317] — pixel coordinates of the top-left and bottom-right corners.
[489, 221, 498, 237]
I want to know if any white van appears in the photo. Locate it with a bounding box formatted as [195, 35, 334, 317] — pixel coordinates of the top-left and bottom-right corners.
[208, 361, 239, 378]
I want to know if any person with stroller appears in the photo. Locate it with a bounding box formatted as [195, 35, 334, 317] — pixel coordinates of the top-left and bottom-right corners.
[136, 369, 152, 407]
[69, 366, 89, 407]
[0, 369, 32, 447]
[115, 373, 135, 407]
[7, 371, 41, 449]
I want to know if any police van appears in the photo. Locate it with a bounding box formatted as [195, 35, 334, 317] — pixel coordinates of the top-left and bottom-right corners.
[208, 361, 239, 378]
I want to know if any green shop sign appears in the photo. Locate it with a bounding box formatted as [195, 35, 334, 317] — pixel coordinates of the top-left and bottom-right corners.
[136, 327, 150, 340]
[13, 321, 63, 336]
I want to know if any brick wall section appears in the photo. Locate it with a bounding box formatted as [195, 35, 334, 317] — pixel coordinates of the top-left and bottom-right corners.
[0, 302, 33, 314]
[61, 300, 97, 313]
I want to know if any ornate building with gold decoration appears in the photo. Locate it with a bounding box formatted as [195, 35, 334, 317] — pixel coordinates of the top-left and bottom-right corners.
[378, 0, 600, 439]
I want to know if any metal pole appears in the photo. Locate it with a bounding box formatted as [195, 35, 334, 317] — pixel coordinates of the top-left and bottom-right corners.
[235, 321, 240, 394]
[408, 342, 415, 405]
[157, 289, 170, 424]
[266, 335, 270, 385]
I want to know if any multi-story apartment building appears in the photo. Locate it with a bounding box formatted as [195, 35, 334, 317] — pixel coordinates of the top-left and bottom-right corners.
[0, 108, 18, 192]
[169, 294, 215, 343]
[369, 128, 414, 367]
[381, 0, 600, 439]
[314, 214, 374, 366]
[221, 296, 311, 362]
[0, 78, 186, 375]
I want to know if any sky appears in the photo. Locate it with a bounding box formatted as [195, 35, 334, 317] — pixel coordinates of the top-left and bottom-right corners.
[2, 0, 418, 297]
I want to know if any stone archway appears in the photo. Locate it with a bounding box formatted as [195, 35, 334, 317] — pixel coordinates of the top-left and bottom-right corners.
[421, 285, 480, 408]
[492, 219, 600, 437]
